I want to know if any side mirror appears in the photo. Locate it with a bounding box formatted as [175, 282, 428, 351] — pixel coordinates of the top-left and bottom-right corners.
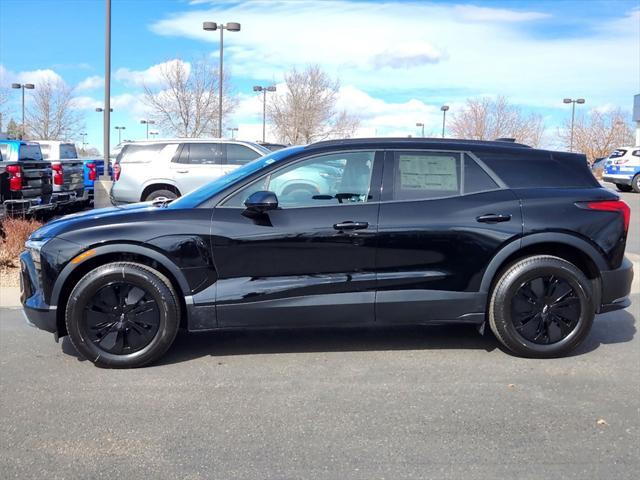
[244, 190, 278, 213]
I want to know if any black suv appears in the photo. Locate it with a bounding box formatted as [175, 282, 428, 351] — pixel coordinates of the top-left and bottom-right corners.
[20, 139, 633, 368]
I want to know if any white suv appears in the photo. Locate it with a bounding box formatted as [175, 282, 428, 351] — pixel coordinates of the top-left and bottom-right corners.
[110, 139, 270, 203]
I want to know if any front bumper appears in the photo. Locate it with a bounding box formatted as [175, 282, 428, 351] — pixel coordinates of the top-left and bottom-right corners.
[602, 174, 632, 186]
[19, 251, 58, 335]
[599, 256, 634, 313]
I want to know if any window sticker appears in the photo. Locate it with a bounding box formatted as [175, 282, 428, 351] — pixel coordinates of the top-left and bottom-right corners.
[398, 154, 458, 191]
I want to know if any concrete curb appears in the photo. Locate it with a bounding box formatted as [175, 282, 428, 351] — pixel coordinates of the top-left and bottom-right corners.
[1, 255, 639, 310]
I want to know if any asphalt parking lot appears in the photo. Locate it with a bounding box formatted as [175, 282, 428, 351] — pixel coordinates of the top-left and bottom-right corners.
[0, 187, 638, 479]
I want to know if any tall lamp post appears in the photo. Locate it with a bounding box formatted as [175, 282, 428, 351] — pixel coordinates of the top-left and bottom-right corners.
[563, 98, 585, 152]
[140, 119, 155, 139]
[227, 127, 238, 139]
[203, 21, 241, 137]
[253, 85, 276, 142]
[11, 83, 35, 139]
[114, 126, 126, 144]
[415, 122, 425, 138]
[440, 105, 449, 138]
[80, 132, 88, 153]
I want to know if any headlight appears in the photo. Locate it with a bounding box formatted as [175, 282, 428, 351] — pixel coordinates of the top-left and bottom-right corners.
[25, 238, 50, 265]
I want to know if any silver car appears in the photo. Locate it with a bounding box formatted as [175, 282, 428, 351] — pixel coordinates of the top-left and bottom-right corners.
[111, 139, 270, 203]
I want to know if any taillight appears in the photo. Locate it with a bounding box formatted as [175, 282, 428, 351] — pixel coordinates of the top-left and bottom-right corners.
[6, 164, 22, 191]
[113, 163, 121, 181]
[52, 162, 64, 186]
[86, 162, 97, 181]
[587, 200, 631, 233]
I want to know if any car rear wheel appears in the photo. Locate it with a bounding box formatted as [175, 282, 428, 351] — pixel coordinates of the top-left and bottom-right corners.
[489, 255, 594, 358]
[632, 174, 640, 193]
[65, 262, 180, 368]
[145, 189, 178, 202]
[616, 183, 633, 192]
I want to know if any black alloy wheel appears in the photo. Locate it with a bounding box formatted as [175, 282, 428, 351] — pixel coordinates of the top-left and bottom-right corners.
[489, 255, 594, 358]
[66, 262, 180, 368]
[84, 281, 161, 355]
[510, 275, 581, 345]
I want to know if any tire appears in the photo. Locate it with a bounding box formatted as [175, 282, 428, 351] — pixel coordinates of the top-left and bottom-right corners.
[616, 183, 633, 192]
[632, 174, 640, 193]
[65, 262, 180, 368]
[144, 189, 178, 202]
[488, 255, 594, 358]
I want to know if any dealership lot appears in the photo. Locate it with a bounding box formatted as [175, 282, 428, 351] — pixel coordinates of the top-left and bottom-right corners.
[0, 188, 638, 479]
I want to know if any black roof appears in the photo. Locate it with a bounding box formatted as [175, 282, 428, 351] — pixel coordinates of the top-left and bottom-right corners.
[307, 137, 532, 150]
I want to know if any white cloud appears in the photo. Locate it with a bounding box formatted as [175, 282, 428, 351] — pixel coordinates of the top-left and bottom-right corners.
[149, 1, 638, 111]
[0, 65, 64, 87]
[70, 96, 102, 111]
[76, 75, 104, 91]
[115, 59, 191, 87]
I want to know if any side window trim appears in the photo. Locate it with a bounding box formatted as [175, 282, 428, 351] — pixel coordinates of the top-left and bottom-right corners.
[217, 149, 384, 208]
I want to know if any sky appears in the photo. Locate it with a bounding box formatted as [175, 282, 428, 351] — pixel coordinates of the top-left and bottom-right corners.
[0, 0, 638, 151]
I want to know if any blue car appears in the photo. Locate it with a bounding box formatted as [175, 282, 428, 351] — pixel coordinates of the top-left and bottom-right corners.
[82, 159, 112, 204]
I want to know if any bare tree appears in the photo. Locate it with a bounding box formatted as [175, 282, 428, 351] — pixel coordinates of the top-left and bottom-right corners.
[450, 96, 545, 147]
[143, 58, 237, 138]
[558, 108, 634, 162]
[268, 65, 360, 144]
[0, 88, 9, 131]
[25, 79, 83, 140]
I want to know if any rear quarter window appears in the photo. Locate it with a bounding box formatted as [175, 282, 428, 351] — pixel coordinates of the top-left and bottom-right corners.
[474, 150, 599, 188]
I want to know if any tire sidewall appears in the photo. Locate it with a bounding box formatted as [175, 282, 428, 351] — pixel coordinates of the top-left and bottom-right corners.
[66, 264, 178, 367]
[492, 258, 595, 357]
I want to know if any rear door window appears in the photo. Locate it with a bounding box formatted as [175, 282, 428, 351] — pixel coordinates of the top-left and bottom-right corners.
[188, 143, 225, 165]
[19, 144, 43, 161]
[59, 144, 78, 159]
[227, 144, 262, 165]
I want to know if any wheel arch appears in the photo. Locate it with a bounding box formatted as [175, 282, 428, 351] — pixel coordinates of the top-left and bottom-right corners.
[52, 243, 191, 337]
[140, 182, 182, 202]
[480, 233, 606, 308]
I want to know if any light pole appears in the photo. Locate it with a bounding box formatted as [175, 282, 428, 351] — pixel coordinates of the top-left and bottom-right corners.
[253, 85, 276, 142]
[440, 105, 449, 138]
[11, 83, 35, 139]
[114, 126, 126, 143]
[203, 21, 241, 137]
[415, 122, 425, 138]
[80, 132, 88, 153]
[563, 98, 585, 152]
[227, 127, 238, 139]
[140, 119, 155, 139]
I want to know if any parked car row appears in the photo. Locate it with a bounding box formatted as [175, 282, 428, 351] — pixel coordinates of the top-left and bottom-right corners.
[0, 140, 105, 218]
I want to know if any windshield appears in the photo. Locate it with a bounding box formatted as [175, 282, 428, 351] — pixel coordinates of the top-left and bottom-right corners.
[169, 146, 305, 209]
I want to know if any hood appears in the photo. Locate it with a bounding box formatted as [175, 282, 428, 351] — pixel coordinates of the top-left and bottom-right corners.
[30, 202, 156, 240]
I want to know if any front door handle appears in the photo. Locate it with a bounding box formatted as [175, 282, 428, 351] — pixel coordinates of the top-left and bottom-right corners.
[333, 221, 369, 231]
[476, 213, 512, 223]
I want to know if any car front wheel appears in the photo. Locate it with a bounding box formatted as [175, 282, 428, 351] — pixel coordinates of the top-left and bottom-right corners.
[65, 262, 180, 368]
[489, 255, 594, 358]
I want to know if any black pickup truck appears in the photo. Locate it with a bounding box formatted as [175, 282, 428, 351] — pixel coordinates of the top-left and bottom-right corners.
[0, 140, 54, 218]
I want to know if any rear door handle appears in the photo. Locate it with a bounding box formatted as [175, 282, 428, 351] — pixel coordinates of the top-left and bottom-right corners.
[476, 214, 512, 223]
[333, 221, 369, 231]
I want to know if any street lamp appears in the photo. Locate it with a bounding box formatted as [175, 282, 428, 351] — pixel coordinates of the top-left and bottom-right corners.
[140, 119, 155, 139]
[563, 98, 585, 152]
[149, 130, 159, 138]
[415, 122, 425, 138]
[11, 83, 35, 139]
[80, 132, 88, 153]
[440, 105, 449, 138]
[253, 85, 276, 142]
[203, 21, 241, 137]
[227, 127, 238, 139]
[114, 126, 126, 143]
[95, 107, 113, 112]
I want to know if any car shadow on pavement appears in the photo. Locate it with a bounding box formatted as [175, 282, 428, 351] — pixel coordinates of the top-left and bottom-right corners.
[60, 310, 636, 366]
